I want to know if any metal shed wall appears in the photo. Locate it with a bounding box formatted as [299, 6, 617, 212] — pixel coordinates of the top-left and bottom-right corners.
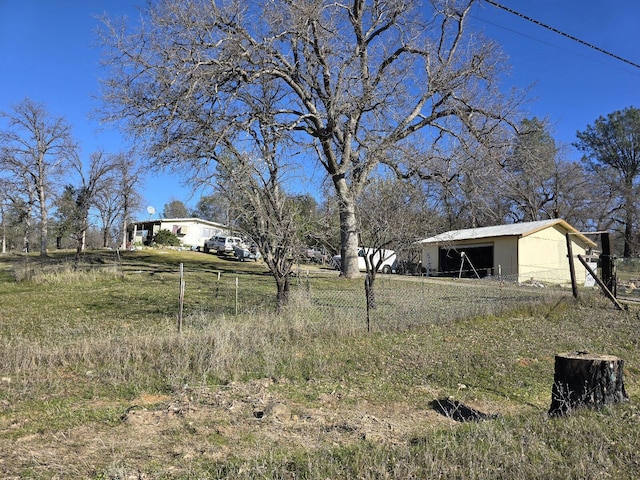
[519, 224, 588, 283]
[419, 222, 591, 284]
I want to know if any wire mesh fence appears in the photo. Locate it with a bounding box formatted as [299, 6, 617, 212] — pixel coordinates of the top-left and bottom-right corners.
[615, 257, 640, 304]
[286, 271, 580, 331]
[6, 251, 626, 331]
[223, 258, 637, 322]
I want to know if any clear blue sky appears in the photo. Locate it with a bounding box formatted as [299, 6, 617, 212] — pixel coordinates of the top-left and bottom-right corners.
[1, 1, 639, 218]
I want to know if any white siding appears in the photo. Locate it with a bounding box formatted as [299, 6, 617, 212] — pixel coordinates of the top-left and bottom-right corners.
[519, 225, 587, 283]
[418, 221, 594, 284]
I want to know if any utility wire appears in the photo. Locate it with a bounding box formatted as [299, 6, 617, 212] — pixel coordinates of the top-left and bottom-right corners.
[484, 0, 640, 70]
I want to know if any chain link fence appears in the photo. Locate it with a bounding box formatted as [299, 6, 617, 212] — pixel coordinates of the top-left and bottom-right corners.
[7, 252, 623, 329]
[285, 270, 585, 331]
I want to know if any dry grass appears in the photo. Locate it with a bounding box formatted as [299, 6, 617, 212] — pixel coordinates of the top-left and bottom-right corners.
[0, 250, 639, 479]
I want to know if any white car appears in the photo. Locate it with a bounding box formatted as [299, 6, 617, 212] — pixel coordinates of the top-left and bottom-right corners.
[333, 247, 397, 274]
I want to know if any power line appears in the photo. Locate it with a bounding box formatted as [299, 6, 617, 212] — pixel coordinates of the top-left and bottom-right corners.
[484, 0, 640, 70]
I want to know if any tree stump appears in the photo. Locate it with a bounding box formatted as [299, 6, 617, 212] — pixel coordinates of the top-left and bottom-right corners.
[549, 351, 628, 416]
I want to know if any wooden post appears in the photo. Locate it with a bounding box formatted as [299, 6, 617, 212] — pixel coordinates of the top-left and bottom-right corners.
[566, 233, 578, 299]
[549, 351, 628, 416]
[600, 232, 616, 296]
[577, 254, 625, 311]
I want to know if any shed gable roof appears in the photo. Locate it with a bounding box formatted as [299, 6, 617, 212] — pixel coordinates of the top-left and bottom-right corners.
[418, 219, 596, 248]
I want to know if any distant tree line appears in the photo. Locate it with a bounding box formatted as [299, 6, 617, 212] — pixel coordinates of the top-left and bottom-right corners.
[0, 98, 143, 257]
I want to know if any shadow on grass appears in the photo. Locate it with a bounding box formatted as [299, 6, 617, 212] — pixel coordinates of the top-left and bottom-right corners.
[429, 398, 499, 422]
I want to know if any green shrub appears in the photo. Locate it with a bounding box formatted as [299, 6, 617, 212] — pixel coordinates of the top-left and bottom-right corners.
[153, 229, 181, 246]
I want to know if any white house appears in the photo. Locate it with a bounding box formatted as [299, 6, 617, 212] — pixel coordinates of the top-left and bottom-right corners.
[127, 217, 231, 249]
[417, 219, 597, 284]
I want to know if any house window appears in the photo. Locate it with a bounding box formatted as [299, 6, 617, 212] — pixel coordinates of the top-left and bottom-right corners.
[202, 227, 220, 238]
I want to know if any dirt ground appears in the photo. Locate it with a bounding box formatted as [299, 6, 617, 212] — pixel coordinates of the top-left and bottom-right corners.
[2, 378, 474, 479]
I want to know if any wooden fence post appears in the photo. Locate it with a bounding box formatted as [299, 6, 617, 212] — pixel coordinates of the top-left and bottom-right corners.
[600, 232, 616, 296]
[577, 255, 625, 311]
[565, 233, 578, 299]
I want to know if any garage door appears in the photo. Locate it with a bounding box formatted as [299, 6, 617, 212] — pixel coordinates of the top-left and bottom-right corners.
[439, 244, 494, 278]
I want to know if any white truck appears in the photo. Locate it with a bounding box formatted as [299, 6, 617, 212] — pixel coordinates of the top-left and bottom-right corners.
[203, 235, 243, 254]
[332, 247, 397, 274]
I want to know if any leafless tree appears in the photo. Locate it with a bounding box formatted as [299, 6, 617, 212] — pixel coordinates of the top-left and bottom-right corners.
[98, 0, 522, 278]
[206, 80, 303, 310]
[0, 180, 9, 254]
[537, 143, 601, 230]
[68, 150, 117, 260]
[93, 176, 121, 248]
[215, 149, 301, 311]
[110, 152, 143, 250]
[0, 98, 76, 255]
[356, 176, 437, 328]
[422, 121, 593, 230]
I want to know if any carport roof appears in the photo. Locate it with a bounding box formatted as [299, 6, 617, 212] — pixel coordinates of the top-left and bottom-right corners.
[417, 219, 597, 248]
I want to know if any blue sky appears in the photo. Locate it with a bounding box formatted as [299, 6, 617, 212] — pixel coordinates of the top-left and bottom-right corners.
[1, 1, 639, 218]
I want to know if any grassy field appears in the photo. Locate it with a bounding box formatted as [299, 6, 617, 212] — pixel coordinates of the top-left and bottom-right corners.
[0, 249, 639, 479]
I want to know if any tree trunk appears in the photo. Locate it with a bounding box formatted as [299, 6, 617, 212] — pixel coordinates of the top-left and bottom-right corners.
[549, 352, 628, 416]
[365, 272, 377, 310]
[364, 272, 377, 333]
[23, 204, 32, 253]
[334, 177, 359, 278]
[37, 176, 49, 256]
[121, 215, 128, 250]
[1, 203, 5, 254]
[275, 274, 290, 313]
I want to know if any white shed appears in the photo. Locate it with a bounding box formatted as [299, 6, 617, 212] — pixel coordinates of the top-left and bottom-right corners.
[417, 219, 597, 284]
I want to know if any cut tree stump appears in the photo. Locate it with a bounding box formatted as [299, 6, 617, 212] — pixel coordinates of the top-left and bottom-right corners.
[549, 351, 628, 416]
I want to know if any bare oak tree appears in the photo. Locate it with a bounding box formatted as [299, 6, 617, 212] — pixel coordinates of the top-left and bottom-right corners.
[0, 98, 76, 255]
[206, 81, 302, 310]
[69, 150, 117, 258]
[357, 176, 436, 328]
[112, 152, 144, 250]
[0, 180, 10, 253]
[215, 149, 301, 311]
[98, 0, 520, 277]
[94, 176, 121, 248]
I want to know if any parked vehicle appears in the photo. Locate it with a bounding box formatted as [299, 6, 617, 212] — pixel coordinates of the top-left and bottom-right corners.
[203, 235, 243, 254]
[332, 247, 397, 274]
[298, 247, 330, 264]
[233, 243, 261, 262]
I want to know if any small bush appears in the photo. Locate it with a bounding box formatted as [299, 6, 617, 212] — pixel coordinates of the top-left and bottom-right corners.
[153, 229, 181, 246]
